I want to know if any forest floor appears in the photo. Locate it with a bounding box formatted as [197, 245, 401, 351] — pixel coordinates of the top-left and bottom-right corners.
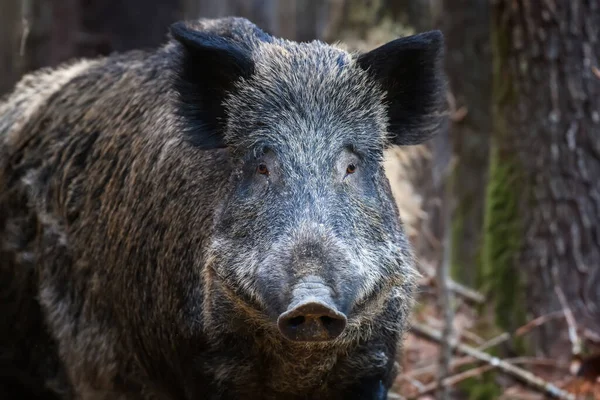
[388, 264, 600, 400]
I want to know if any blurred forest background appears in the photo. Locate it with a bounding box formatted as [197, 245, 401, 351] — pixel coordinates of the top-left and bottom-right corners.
[1, 0, 599, 399]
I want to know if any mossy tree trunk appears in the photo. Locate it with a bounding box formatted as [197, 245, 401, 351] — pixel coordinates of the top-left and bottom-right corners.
[487, 0, 600, 357]
[441, 0, 491, 288]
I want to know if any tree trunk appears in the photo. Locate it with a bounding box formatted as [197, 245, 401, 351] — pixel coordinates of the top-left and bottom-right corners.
[441, 0, 491, 288]
[0, 0, 22, 96]
[2, 0, 183, 97]
[78, 0, 182, 58]
[0, 0, 77, 93]
[486, 0, 600, 357]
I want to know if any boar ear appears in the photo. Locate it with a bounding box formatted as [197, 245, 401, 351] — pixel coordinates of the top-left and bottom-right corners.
[170, 21, 255, 149]
[357, 30, 447, 146]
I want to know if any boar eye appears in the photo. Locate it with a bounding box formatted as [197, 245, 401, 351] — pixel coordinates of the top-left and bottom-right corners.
[257, 163, 269, 175]
[346, 163, 357, 174]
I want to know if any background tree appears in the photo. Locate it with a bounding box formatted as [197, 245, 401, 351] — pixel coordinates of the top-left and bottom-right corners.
[441, 0, 491, 289]
[486, 0, 600, 358]
[0, 0, 22, 95]
[0, 0, 182, 97]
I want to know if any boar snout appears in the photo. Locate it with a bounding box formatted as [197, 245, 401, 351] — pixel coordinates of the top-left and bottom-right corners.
[277, 277, 347, 342]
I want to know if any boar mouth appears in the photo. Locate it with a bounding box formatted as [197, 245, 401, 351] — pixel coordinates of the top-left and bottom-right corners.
[351, 276, 410, 318]
[205, 264, 271, 321]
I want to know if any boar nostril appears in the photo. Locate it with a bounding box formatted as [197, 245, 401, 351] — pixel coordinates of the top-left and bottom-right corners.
[320, 316, 334, 327]
[318, 315, 346, 338]
[277, 301, 347, 342]
[288, 316, 305, 328]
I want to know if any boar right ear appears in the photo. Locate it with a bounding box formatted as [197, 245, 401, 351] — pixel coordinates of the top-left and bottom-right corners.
[357, 30, 447, 147]
[170, 21, 255, 149]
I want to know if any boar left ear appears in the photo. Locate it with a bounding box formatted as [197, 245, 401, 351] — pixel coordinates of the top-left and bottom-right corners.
[170, 21, 255, 149]
[357, 30, 447, 146]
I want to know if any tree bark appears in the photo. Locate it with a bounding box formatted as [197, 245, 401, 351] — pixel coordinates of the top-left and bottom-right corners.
[487, 0, 600, 357]
[441, 0, 491, 287]
[78, 0, 182, 57]
[2, 0, 183, 97]
[0, 0, 22, 96]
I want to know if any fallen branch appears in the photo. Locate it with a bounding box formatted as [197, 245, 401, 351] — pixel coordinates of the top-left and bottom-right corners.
[583, 328, 600, 343]
[461, 329, 486, 346]
[515, 311, 565, 337]
[410, 322, 576, 400]
[401, 376, 426, 392]
[471, 311, 563, 353]
[504, 357, 570, 371]
[387, 393, 407, 400]
[419, 262, 485, 304]
[448, 280, 486, 304]
[409, 364, 495, 398]
[476, 332, 511, 350]
[400, 327, 510, 381]
[499, 389, 547, 400]
[400, 355, 475, 379]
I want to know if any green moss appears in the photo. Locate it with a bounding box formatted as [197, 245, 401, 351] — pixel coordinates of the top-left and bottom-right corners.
[450, 204, 466, 282]
[481, 144, 525, 328]
[450, 168, 482, 287]
[455, 363, 502, 400]
[479, 9, 527, 349]
[450, 167, 466, 282]
[464, 375, 503, 400]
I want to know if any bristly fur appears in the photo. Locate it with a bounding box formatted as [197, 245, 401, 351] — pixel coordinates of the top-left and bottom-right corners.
[0, 16, 445, 399]
[224, 39, 389, 157]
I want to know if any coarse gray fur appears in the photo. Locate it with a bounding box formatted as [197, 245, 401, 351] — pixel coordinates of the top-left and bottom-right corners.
[0, 17, 446, 400]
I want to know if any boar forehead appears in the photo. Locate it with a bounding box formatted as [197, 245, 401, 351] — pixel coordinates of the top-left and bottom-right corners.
[224, 41, 389, 155]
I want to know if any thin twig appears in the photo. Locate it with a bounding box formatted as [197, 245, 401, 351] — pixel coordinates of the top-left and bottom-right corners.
[504, 357, 570, 371]
[387, 392, 407, 400]
[399, 327, 509, 381]
[446, 91, 469, 122]
[402, 376, 427, 392]
[460, 329, 486, 346]
[420, 225, 443, 250]
[447, 280, 486, 304]
[499, 390, 546, 400]
[476, 332, 511, 350]
[410, 364, 495, 398]
[451, 106, 469, 122]
[401, 313, 571, 388]
[410, 322, 576, 400]
[399, 355, 476, 379]
[419, 262, 485, 304]
[583, 328, 600, 343]
[514, 311, 565, 337]
[554, 281, 581, 356]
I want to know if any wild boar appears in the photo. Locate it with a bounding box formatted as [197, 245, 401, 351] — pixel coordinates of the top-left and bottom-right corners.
[0, 17, 446, 400]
